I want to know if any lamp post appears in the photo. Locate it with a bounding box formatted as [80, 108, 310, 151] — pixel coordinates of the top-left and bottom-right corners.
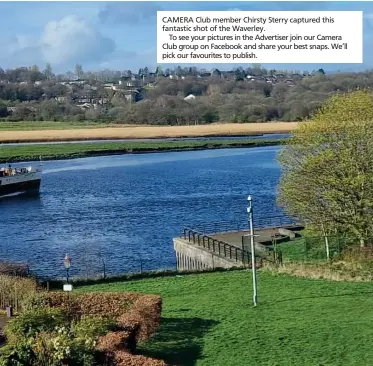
[63, 254, 71, 283]
[247, 195, 258, 307]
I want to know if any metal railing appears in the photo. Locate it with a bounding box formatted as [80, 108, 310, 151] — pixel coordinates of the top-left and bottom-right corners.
[182, 228, 265, 267]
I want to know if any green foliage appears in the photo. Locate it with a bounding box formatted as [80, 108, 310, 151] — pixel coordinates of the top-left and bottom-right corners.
[0, 341, 35, 366]
[4, 308, 67, 343]
[2, 311, 116, 365]
[20, 292, 50, 312]
[0, 275, 37, 314]
[71, 315, 117, 339]
[0, 66, 371, 124]
[278, 89, 373, 246]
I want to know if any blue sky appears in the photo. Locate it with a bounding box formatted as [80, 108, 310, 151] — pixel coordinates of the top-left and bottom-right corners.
[0, 1, 372, 73]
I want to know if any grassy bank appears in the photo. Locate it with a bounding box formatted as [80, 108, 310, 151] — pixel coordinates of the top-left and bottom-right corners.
[79, 270, 373, 366]
[0, 122, 298, 142]
[0, 138, 284, 163]
[0, 121, 115, 131]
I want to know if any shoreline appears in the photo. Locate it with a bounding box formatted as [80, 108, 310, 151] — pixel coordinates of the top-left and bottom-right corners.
[0, 133, 267, 144]
[0, 139, 285, 163]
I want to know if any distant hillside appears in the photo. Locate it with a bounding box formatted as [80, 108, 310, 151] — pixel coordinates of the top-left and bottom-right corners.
[0, 64, 371, 125]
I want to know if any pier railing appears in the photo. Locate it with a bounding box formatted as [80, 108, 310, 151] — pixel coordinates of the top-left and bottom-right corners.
[191, 215, 301, 235]
[182, 228, 264, 267]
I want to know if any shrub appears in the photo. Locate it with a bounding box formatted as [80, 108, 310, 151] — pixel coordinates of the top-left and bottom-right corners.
[114, 350, 168, 366]
[0, 341, 36, 366]
[71, 315, 117, 339]
[4, 307, 67, 343]
[0, 262, 29, 277]
[46, 292, 137, 318]
[0, 275, 38, 313]
[1, 292, 164, 366]
[20, 292, 50, 311]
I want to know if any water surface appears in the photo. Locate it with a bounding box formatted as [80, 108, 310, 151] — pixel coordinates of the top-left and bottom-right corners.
[0, 146, 283, 278]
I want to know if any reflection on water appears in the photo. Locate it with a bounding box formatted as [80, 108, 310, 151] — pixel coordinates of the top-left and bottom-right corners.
[1, 146, 284, 278]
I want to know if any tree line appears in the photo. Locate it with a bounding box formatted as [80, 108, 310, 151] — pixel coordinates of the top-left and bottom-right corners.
[0, 63, 372, 124]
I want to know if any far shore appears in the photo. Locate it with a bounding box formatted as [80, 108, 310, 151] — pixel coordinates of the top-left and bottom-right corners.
[0, 122, 298, 143]
[0, 138, 285, 163]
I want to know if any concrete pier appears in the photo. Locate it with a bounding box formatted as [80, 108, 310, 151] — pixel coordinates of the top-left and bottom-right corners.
[173, 220, 303, 271]
[174, 238, 244, 270]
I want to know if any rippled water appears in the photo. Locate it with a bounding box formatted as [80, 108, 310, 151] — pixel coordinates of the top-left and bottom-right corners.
[0, 146, 284, 278]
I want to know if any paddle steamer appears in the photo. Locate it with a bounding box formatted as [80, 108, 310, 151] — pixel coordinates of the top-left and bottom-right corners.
[0, 162, 42, 198]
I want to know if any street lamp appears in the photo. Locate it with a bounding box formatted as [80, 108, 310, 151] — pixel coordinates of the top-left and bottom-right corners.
[247, 195, 258, 307]
[64, 254, 71, 283]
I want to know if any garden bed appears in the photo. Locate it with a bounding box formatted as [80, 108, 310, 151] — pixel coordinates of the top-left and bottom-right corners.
[0, 291, 166, 365]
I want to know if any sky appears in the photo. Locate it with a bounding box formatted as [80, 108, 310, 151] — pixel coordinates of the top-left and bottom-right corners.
[0, 1, 372, 73]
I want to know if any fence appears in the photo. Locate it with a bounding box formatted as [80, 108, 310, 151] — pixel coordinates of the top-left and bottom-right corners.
[303, 235, 367, 260]
[181, 227, 266, 267]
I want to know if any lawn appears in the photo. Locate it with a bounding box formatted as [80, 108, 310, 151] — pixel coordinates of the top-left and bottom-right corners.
[0, 138, 283, 163]
[79, 270, 373, 366]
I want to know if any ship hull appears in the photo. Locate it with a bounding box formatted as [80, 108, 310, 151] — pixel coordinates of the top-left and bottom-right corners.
[0, 179, 41, 198]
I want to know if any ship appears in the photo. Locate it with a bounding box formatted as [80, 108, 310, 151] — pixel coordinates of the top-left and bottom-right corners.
[0, 161, 42, 198]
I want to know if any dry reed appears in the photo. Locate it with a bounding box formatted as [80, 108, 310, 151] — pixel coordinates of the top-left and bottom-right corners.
[0, 122, 299, 142]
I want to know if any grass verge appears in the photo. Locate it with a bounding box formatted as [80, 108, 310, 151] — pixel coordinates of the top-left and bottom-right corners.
[78, 270, 373, 366]
[0, 121, 116, 131]
[0, 138, 284, 163]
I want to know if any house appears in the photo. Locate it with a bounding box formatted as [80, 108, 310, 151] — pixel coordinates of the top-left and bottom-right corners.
[197, 72, 211, 78]
[122, 89, 142, 103]
[76, 103, 92, 110]
[104, 82, 115, 89]
[184, 94, 196, 101]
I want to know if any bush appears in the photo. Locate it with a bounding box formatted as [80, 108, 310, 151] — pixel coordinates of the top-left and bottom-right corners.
[1, 292, 164, 365]
[20, 292, 50, 311]
[0, 262, 29, 276]
[71, 315, 117, 339]
[45, 292, 137, 318]
[4, 307, 67, 343]
[0, 341, 36, 366]
[0, 275, 38, 313]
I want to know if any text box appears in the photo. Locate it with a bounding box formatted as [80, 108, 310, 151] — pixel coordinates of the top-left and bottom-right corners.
[157, 11, 363, 63]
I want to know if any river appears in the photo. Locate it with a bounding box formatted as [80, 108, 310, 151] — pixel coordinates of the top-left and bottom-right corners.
[0, 145, 284, 279]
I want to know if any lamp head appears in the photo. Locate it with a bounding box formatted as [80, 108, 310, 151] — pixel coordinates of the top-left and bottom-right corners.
[247, 195, 252, 201]
[64, 254, 71, 269]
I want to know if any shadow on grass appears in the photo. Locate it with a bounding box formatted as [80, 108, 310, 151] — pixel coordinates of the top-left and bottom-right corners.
[137, 317, 219, 366]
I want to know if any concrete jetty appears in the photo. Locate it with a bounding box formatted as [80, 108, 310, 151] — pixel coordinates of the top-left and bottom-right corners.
[173, 216, 303, 271]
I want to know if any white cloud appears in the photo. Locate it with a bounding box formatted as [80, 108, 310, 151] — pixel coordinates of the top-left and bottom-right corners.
[40, 15, 115, 65]
[99, 2, 162, 25]
[0, 15, 116, 69]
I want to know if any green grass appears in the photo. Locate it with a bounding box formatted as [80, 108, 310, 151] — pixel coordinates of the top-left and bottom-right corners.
[79, 270, 373, 366]
[0, 121, 110, 130]
[278, 236, 308, 261]
[0, 139, 284, 163]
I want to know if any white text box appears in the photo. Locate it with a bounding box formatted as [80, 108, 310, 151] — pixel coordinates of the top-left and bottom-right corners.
[157, 11, 363, 63]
